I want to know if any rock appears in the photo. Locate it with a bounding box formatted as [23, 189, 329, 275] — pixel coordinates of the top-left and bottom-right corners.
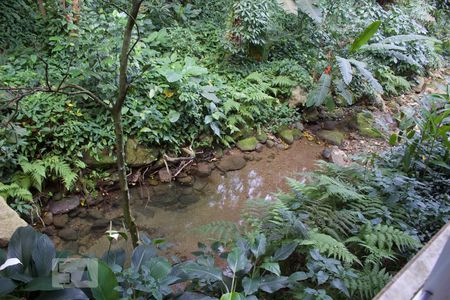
[266, 140, 275, 148]
[255, 143, 264, 152]
[317, 130, 345, 146]
[323, 120, 338, 130]
[322, 148, 332, 160]
[88, 209, 103, 220]
[276, 143, 289, 150]
[303, 108, 320, 123]
[355, 112, 383, 138]
[178, 194, 199, 206]
[244, 153, 255, 161]
[214, 147, 224, 158]
[0, 197, 28, 247]
[43, 212, 53, 226]
[148, 178, 160, 186]
[237, 137, 258, 151]
[68, 209, 80, 218]
[41, 226, 56, 236]
[177, 175, 194, 186]
[49, 196, 80, 215]
[278, 129, 294, 145]
[256, 132, 268, 144]
[293, 121, 305, 131]
[292, 128, 303, 140]
[83, 150, 116, 168]
[53, 214, 69, 228]
[158, 168, 172, 183]
[326, 146, 350, 167]
[413, 76, 425, 93]
[65, 241, 79, 253]
[191, 163, 212, 178]
[125, 139, 159, 167]
[372, 94, 386, 112]
[58, 228, 78, 241]
[288, 86, 307, 108]
[216, 154, 247, 172]
[91, 219, 110, 230]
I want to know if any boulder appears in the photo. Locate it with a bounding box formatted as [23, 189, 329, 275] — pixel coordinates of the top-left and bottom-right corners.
[288, 86, 307, 108]
[0, 197, 28, 247]
[237, 137, 258, 151]
[323, 146, 350, 167]
[317, 130, 345, 146]
[355, 112, 383, 138]
[83, 150, 116, 168]
[50, 195, 80, 215]
[158, 168, 172, 183]
[126, 139, 159, 167]
[255, 143, 264, 152]
[266, 140, 275, 148]
[256, 132, 268, 143]
[177, 175, 194, 186]
[191, 163, 212, 178]
[292, 128, 303, 140]
[293, 121, 305, 131]
[278, 129, 294, 145]
[43, 212, 53, 226]
[58, 228, 78, 241]
[216, 154, 247, 172]
[53, 214, 69, 228]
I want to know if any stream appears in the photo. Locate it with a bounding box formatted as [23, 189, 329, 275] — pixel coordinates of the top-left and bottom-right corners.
[54, 139, 323, 258]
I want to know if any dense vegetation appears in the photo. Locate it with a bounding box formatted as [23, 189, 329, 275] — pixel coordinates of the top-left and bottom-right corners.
[0, 0, 449, 299]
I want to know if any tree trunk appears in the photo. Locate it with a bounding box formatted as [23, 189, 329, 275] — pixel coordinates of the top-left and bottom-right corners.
[38, 0, 46, 16]
[73, 0, 80, 24]
[112, 0, 143, 248]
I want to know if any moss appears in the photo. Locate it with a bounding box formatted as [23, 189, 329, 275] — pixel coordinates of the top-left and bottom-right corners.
[356, 112, 383, 138]
[317, 130, 345, 145]
[278, 129, 294, 145]
[237, 137, 258, 151]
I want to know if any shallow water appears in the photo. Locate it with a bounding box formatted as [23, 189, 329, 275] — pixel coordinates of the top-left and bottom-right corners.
[68, 139, 323, 257]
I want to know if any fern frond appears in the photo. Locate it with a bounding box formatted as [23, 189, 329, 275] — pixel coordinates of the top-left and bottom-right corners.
[20, 160, 46, 191]
[194, 221, 241, 243]
[336, 56, 353, 85]
[300, 231, 359, 264]
[344, 266, 392, 300]
[381, 34, 438, 44]
[386, 51, 421, 67]
[272, 75, 296, 87]
[361, 43, 407, 52]
[44, 156, 78, 190]
[0, 183, 33, 201]
[245, 72, 264, 83]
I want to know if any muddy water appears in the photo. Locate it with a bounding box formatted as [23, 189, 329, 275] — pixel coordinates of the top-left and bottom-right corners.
[77, 139, 323, 257]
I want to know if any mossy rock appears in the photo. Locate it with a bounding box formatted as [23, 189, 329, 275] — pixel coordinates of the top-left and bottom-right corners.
[83, 150, 116, 168]
[126, 139, 159, 167]
[355, 112, 383, 138]
[256, 132, 268, 143]
[317, 130, 345, 146]
[292, 128, 303, 140]
[237, 137, 258, 151]
[278, 129, 294, 145]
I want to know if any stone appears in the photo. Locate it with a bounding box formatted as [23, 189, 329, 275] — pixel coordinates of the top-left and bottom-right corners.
[88, 209, 103, 220]
[177, 175, 194, 186]
[323, 120, 338, 130]
[216, 154, 247, 172]
[255, 143, 264, 152]
[91, 219, 110, 230]
[53, 214, 69, 228]
[292, 128, 303, 140]
[413, 76, 425, 93]
[58, 228, 78, 241]
[328, 146, 350, 167]
[178, 194, 199, 206]
[293, 121, 305, 131]
[0, 197, 28, 247]
[214, 147, 224, 158]
[244, 153, 255, 161]
[43, 212, 53, 226]
[317, 130, 345, 146]
[237, 137, 258, 152]
[148, 178, 160, 186]
[266, 140, 275, 148]
[322, 148, 332, 160]
[158, 168, 172, 183]
[50, 196, 80, 215]
[303, 108, 320, 123]
[68, 209, 80, 218]
[278, 129, 294, 145]
[288, 86, 307, 108]
[256, 132, 268, 143]
[191, 162, 212, 178]
[41, 226, 56, 236]
[83, 150, 116, 168]
[276, 143, 289, 150]
[355, 112, 383, 138]
[125, 139, 159, 167]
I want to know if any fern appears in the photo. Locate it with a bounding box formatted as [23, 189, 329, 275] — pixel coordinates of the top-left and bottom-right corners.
[20, 160, 46, 191]
[272, 75, 296, 87]
[44, 156, 78, 190]
[386, 50, 421, 66]
[194, 221, 241, 243]
[381, 34, 438, 44]
[300, 230, 360, 264]
[336, 56, 353, 85]
[0, 183, 33, 201]
[245, 72, 264, 84]
[344, 266, 392, 300]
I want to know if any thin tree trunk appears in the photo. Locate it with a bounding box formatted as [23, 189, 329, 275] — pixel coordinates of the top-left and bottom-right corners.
[112, 0, 143, 248]
[73, 0, 80, 24]
[38, 0, 46, 16]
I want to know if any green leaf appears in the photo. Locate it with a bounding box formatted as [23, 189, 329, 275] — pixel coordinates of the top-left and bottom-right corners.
[131, 244, 157, 270]
[260, 262, 281, 276]
[242, 277, 261, 296]
[147, 257, 171, 281]
[389, 133, 398, 146]
[227, 247, 249, 273]
[272, 242, 297, 261]
[182, 262, 223, 282]
[165, 71, 183, 83]
[259, 275, 289, 293]
[350, 21, 381, 52]
[88, 260, 119, 300]
[307, 73, 331, 107]
[32, 235, 56, 277]
[168, 110, 181, 123]
[220, 292, 243, 300]
[289, 271, 309, 282]
[250, 234, 266, 258]
[7, 226, 39, 270]
[336, 57, 353, 85]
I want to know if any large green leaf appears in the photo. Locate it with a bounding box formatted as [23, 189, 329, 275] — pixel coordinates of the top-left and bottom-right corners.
[7, 226, 39, 271]
[32, 235, 56, 277]
[258, 275, 289, 293]
[88, 260, 119, 300]
[336, 57, 353, 85]
[227, 248, 249, 274]
[272, 242, 297, 261]
[242, 277, 261, 296]
[168, 110, 181, 123]
[147, 257, 171, 281]
[220, 292, 243, 300]
[181, 262, 223, 282]
[250, 234, 266, 259]
[260, 262, 280, 276]
[306, 73, 331, 107]
[350, 21, 381, 52]
[131, 244, 157, 270]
